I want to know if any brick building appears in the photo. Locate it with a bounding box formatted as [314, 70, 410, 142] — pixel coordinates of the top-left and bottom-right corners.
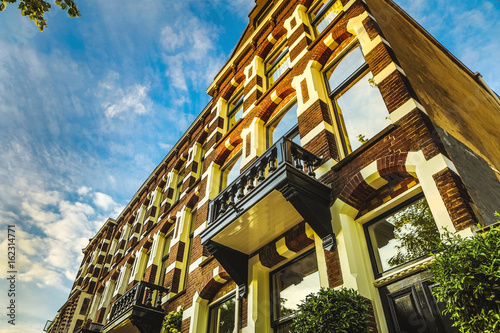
[46, 0, 500, 333]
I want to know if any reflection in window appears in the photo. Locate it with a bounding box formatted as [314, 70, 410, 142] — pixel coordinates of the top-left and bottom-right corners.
[228, 93, 243, 130]
[266, 45, 291, 87]
[220, 153, 242, 191]
[271, 251, 320, 332]
[267, 104, 300, 146]
[366, 197, 440, 274]
[310, 0, 343, 35]
[208, 295, 236, 333]
[326, 45, 391, 154]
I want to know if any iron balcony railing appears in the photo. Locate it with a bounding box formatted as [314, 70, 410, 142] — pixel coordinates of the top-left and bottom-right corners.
[209, 137, 323, 225]
[108, 281, 168, 324]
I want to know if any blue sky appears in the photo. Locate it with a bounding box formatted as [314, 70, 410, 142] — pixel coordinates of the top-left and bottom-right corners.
[0, 1, 498, 332]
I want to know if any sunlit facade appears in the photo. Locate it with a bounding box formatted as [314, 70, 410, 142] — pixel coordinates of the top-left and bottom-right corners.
[46, 1, 500, 333]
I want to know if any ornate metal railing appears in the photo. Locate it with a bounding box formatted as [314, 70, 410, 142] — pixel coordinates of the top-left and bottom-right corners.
[108, 281, 168, 323]
[209, 137, 323, 225]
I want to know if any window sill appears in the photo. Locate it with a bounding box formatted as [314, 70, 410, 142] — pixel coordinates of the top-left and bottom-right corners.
[254, 67, 292, 107]
[331, 124, 396, 171]
[373, 256, 435, 288]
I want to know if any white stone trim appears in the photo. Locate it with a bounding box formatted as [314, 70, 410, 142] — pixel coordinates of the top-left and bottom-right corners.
[389, 98, 427, 123]
[373, 62, 406, 84]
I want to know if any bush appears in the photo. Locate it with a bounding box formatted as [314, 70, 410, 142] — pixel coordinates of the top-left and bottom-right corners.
[429, 223, 500, 333]
[162, 308, 183, 333]
[291, 287, 371, 333]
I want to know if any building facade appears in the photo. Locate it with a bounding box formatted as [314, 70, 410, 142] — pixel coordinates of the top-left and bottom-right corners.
[46, 0, 500, 333]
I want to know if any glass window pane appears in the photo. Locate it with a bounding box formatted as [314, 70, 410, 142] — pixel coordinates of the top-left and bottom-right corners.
[334, 72, 391, 151]
[327, 46, 366, 91]
[209, 297, 236, 333]
[272, 251, 320, 321]
[228, 94, 244, 130]
[314, 1, 343, 34]
[221, 154, 242, 190]
[367, 198, 440, 273]
[269, 104, 299, 146]
[268, 54, 290, 87]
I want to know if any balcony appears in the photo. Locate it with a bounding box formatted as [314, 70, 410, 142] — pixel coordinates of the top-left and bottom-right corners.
[200, 138, 335, 296]
[102, 281, 168, 333]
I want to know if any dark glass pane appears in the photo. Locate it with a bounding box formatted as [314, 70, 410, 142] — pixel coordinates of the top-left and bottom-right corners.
[272, 252, 320, 320]
[390, 290, 429, 333]
[275, 321, 292, 333]
[209, 297, 235, 333]
[367, 198, 440, 273]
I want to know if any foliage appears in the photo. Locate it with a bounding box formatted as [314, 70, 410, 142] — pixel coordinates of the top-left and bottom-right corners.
[0, 0, 80, 31]
[162, 308, 183, 333]
[291, 287, 371, 333]
[429, 220, 500, 333]
[387, 198, 440, 267]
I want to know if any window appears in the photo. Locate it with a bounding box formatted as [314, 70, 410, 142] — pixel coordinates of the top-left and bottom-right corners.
[174, 168, 185, 202]
[267, 103, 300, 147]
[198, 145, 206, 180]
[326, 45, 391, 155]
[365, 195, 441, 276]
[310, 0, 343, 35]
[265, 44, 291, 88]
[208, 294, 236, 333]
[220, 152, 242, 191]
[182, 210, 196, 290]
[271, 251, 320, 332]
[158, 235, 172, 287]
[227, 92, 244, 130]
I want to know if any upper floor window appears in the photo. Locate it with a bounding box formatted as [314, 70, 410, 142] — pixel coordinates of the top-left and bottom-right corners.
[365, 195, 440, 276]
[325, 45, 391, 155]
[310, 0, 343, 35]
[267, 103, 300, 147]
[227, 92, 244, 130]
[271, 250, 320, 332]
[220, 152, 242, 191]
[174, 168, 185, 202]
[266, 43, 291, 88]
[158, 235, 172, 287]
[208, 293, 236, 333]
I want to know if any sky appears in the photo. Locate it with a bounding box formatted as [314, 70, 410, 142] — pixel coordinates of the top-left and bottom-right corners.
[0, 1, 498, 332]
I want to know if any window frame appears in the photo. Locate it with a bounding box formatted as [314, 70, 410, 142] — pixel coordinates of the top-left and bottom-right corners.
[219, 151, 243, 192]
[265, 42, 291, 88]
[363, 192, 439, 279]
[158, 234, 173, 287]
[174, 167, 185, 203]
[325, 43, 389, 156]
[227, 91, 244, 131]
[269, 249, 320, 332]
[207, 291, 237, 333]
[182, 210, 197, 290]
[309, 0, 344, 36]
[266, 101, 300, 148]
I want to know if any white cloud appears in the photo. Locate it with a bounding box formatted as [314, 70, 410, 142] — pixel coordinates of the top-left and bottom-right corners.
[102, 83, 153, 118]
[93, 191, 120, 212]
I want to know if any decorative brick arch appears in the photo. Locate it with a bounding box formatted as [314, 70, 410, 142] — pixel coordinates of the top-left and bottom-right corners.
[220, 72, 246, 101]
[198, 271, 231, 300]
[256, 24, 287, 59]
[258, 85, 297, 122]
[214, 136, 243, 165]
[338, 153, 413, 210]
[312, 27, 352, 65]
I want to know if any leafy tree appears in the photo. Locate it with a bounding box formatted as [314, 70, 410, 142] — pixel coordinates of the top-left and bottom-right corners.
[162, 308, 183, 333]
[429, 221, 500, 332]
[387, 198, 440, 267]
[0, 0, 80, 31]
[291, 287, 372, 333]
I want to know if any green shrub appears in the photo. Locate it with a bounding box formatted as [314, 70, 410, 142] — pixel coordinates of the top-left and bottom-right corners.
[162, 308, 183, 333]
[291, 287, 371, 333]
[429, 222, 500, 333]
